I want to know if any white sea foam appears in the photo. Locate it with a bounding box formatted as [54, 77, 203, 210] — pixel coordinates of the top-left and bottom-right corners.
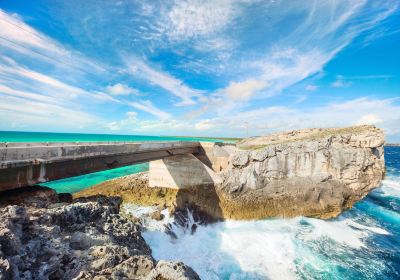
[304, 218, 389, 249]
[122, 203, 173, 231]
[379, 178, 400, 197]
[141, 211, 389, 279]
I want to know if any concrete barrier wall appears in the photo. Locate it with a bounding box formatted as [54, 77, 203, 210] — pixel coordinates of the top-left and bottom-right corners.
[1, 141, 199, 162]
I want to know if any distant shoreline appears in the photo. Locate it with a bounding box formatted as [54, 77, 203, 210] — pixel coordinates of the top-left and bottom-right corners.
[385, 143, 400, 147]
[166, 136, 242, 141]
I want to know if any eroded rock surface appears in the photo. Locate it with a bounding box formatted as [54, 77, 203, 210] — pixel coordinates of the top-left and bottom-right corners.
[220, 125, 385, 219]
[0, 187, 199, 280]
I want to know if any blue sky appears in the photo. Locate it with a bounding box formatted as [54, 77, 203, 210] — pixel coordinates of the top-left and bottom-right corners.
[0, 1, 399, 141]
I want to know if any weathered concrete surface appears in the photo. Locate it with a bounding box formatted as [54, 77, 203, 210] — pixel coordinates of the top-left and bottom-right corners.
[195, 142, 236, 172]
[0, 141, 200, 191]
[149, 154, 222, 189]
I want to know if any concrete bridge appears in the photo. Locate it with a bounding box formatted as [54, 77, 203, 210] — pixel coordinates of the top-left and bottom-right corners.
[0, 141, 205, 192]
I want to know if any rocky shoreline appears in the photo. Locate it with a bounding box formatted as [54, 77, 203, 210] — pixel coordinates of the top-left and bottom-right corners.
[0, 186, 200, 280]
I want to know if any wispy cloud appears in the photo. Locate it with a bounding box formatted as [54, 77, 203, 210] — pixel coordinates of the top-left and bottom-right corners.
[0, 59, 120, 103]
[126, 57, 202, 106]
[221, 79, 267, 101]
[107, 111, 138, 131]
[329, 74, 392, 88]
[0, 9, 104, 73]
[106, 83, 140, 96]
[158, 0, 237, 42]
[129, 100, 171, 120]
[0, 94, 102, 132]
[305, 85, 318, 91]
[331, 75, 353, 88]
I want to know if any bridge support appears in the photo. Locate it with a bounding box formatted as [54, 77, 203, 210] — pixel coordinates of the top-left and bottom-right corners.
[149, 154, 222, 189]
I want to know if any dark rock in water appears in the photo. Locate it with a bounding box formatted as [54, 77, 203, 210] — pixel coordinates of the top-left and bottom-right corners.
[58, 193, 73, 203]
[150, 209, 164, 221]
[0, 185, 58, 208]
[165, 206, 218, 239]
[0, 193, 200, 280]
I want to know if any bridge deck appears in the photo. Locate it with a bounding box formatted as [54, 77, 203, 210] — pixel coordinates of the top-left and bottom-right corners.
[0, 141, 201, 191]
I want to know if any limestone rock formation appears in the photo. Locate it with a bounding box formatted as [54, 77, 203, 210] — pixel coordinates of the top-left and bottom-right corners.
[0, 187, 199, 280]
[219, 125, 385, 219]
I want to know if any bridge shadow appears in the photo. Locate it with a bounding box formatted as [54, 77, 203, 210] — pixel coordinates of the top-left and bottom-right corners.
[156, 155, 268, 279]
[160, 154, 223, 221]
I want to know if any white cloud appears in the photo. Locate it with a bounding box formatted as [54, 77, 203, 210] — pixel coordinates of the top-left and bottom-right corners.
[305, 85, 318, 91]
[195, 119, 214, 130]
[160, 0, 236, 41]
[129, 100, 171, 120]
[126, 57, 202, 106]
[106, 116, 192, 134]
[0, 9, 104, 73]
[357, 114, 383, 125]
[0, 84, 60, 104]
[222, 79, 267, 101]
[0, 94, 102, 131]
[0, 60, 119, 103]
[331, 75, 352, 88]
[106, 83, 139, 96]
[0, 10, 63, 55]
[107, 111, 138, 130]
[331, 74, 394, 88]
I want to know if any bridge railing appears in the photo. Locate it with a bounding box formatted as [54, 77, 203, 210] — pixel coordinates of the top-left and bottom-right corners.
[0, 141, 201, 191]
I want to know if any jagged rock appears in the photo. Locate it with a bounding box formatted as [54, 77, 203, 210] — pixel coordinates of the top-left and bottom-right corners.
[0, 185, 59, 208]
[149, 261, 201, 280]
[150, 210, 164, 221]
[0, 194, 200, 280]
[58, 193, 73, 203]
[219, 125, 385, 219]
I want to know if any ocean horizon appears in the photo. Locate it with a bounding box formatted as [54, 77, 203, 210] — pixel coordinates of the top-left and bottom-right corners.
[0, 130, 229, 143]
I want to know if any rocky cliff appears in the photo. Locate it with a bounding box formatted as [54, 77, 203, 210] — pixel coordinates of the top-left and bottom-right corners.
[0, 187, 199, 280]
[219, 125, 385, 219]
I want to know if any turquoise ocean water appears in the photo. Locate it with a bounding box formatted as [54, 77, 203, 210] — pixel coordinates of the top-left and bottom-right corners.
[0, 131, 223, 193]
[0, 131, 225, 143]
[1, 131, 399, 279]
